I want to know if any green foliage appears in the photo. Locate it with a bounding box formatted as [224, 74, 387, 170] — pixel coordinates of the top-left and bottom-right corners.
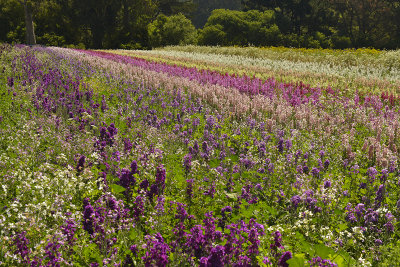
[331, 35, 352, 49]
[37, 33, 66, 47]
[199, 9, 282, 46]
[379, 240, 400, 266]
[198, 25, 227, 46]
[148, 13, 197, 48]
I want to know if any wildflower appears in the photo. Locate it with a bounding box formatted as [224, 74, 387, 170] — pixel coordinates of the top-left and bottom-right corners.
[7, 77, 14, 87]
[291, 195, 301, 208]
[186, 179, 194, 199]
[183, 154, 192, 173]
[76, 155, 85, 173]
[324, 180, 332, 189]
[13, 231, 31, 264]
[278, 251, 292, 267]
[309, 256, 338, 267]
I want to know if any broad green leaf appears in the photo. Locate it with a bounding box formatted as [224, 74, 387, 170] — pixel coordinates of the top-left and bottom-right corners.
[110, 184, 126, 194]
[287, 253, 306, 267]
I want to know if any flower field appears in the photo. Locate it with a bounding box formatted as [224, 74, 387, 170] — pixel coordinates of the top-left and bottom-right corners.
[0, 44, 399, 266]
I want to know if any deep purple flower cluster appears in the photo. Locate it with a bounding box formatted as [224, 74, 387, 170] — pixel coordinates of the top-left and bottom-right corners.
[82, 198, 95, 235]
[186, 179, 194, 199]
[7, 76, 14, 87]
[119, 165, 136, 192]
[12, 231, 31, 264]
[97, 123, 118, 148]
[308, 256, 338, 267]
[183, 153, 192, 173]
[76, 155, 85, 173]
[142, 233, 170, 267]
[43, 237, 63, 266]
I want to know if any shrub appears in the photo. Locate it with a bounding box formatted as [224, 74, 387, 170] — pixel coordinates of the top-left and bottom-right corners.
[37, 33, 65, 46]
[332, 35, 352, 49]
[148, 13, 197, 48]
[198, 25, 227, 46]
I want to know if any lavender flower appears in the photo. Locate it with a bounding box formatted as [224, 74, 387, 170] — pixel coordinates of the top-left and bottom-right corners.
[76, 155, 85, 173]
[308, 256, 338, 267]
[142, 233, 170, 267]
[278, 251, 292, 267]
[82, 199, 95, 235]
[7, 77, 14, 87]
[186, 179, 194, 199]
[207, 245, 225, 267]
[291, 195, 301, 208]
[13, 231, 31, 264]
[183, 153, 192, 173]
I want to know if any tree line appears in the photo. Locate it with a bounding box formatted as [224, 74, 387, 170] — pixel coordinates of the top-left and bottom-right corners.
[1, 0, 400, 49]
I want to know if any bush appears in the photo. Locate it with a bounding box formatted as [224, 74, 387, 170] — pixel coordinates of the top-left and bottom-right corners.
[148, 13, 197, 48]
[37, 33, 66, 47]
[332, 35, 352, 49]
[201, 9, 281, 47]
[198, 25, 227, 46]
[314, 32, 332, 49]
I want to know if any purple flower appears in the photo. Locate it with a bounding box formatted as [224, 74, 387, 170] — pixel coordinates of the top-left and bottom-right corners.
[76, 155, 85, 173]
[7, 77, 14, 87]
[308, 256, 338, 267]
[13, 231, 31, 264]
[142, 233, 170, 267]
[303, 165, 309, 174]
[186, 179, 194, 199]
[285, 139, 292, 150]
[155, 165, 166, 193]
[374, 184, 385, 208]
[324, 180, 332, 189]
[277, 138, 284, 153]
[208, 245, 225, 267]
[130, 245, 138, 255]
[324, 159, 330, 169]
[278, 251, 292, 267]
[82, 201, 95, 235]
[270, 231, 284, 254]
[199, 257, 208, 267]
[367, 167, 378, 182]
[311, 167, 320, 177]
[131, 160, 138, 174]
[186, 225, 206, 258]
[124, 138, 133, 152]
[291, 195, 301, 208]
[119, 168, 135, 190]
[183, 154, 192, 173]
[139, 179, 149, 191]
[133, 196, 144, 219]
[263, 257, 272, 265]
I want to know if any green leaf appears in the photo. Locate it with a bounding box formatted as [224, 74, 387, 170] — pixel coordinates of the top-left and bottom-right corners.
[287, 253, 306, 267]
[209, 159, 220, 168]
[110, 184, 126, 194]
[315, 244, 335, 259]
[337, 223, 348, 231]
[129, 228, 137, 241]
[266, 205, 277, 216]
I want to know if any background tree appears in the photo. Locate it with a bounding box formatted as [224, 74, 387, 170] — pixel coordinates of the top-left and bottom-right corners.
[148, 13, 197, 47]
[192, 0, 241, 28]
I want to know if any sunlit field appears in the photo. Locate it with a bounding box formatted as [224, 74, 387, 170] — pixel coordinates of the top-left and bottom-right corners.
[1, 44, 400, 266]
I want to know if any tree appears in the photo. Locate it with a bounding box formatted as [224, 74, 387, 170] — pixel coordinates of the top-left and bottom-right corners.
[148, 13, 197, 47]
[155, 0, 195, 17]
[329, 0, 395, 47]
[192, 0, 241, 28]
[17, 0, 37, 45]
[72, 0, 121, 48]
